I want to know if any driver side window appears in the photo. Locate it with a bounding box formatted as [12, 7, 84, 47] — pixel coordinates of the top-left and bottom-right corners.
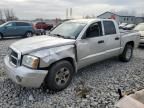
[85, 22, 103, 38]
[6, 22, 14, 27]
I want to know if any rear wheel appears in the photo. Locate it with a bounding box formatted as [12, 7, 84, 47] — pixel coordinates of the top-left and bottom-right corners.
[25, 31, 33, 37]
[44, 60, 74, 91]
[41, 32, 46, 35]
[119, 44, 133, 62]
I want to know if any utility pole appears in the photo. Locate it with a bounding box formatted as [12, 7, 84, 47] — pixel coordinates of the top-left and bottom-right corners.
[66, 8, 73, 19]
[70, 8, 72, 19]
[66, 8, 68, 19]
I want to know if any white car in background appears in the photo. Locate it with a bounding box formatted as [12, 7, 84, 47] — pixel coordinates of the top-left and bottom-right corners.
[123, 24, 135, 30]
[119, 23, 127, 29]
[134, 23, 144, 45]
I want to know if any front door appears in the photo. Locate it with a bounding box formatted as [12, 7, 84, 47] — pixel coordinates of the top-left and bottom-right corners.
[3, 22, 17, 36]
[76, 21, 107, 69]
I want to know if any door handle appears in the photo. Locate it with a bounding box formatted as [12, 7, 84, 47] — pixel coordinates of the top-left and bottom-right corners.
[98, 40, 104, 44]
[115, 37, 120, 40]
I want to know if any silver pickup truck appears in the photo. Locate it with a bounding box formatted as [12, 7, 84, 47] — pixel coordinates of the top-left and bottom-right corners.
[4, 19, 140, 91]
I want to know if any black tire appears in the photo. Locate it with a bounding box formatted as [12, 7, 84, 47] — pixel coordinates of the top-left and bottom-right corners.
[43, 31, 46, 35]
[44, 60, 74, 91]
[0, 33, 3, 40]
[25, 31, 33, 37]
[119, 44, 133, 62]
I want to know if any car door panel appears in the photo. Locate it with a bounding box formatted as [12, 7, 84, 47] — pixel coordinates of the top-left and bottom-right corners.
[15, 22, 26, 36]
[105, 34, 121, 57]
[3, 22, 17, 36]
[77, 22, 107, 69]
[103, 21, 121, 57]
[77, 36, 107, 69]
[15, 26, 25, 36]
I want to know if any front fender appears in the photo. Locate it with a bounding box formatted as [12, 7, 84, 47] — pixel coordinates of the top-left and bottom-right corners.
[30, 45, 76, 69]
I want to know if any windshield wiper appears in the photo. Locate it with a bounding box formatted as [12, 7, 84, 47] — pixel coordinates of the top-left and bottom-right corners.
[51, 34, 73, 39]
[51, 34, 65, 38]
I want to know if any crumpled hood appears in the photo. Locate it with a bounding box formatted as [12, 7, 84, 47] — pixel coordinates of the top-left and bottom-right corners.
[10, 36, 76, 54]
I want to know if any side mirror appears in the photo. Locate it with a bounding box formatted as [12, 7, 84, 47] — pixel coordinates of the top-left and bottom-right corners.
[81, 33, 87, 39]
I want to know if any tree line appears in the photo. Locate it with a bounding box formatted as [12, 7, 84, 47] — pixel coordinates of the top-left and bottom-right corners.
[0, 8, 18, 22]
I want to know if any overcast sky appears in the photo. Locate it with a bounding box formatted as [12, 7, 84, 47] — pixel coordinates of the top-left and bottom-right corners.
[0, 0, 144, 20]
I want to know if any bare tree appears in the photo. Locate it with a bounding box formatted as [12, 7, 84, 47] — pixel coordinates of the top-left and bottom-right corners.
[0, 9, 3, 20]
[4, 8, 18, 21]
[84, 15, 91, 19]
[84, 14, 96, 19]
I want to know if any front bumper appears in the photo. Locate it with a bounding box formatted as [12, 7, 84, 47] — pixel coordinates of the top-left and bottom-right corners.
[4, 56, 48, 88]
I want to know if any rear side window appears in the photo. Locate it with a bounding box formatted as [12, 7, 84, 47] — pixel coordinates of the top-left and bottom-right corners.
[16, 22, 30, 26]
[103, 21, 116, 35]
[6, 22, 15, 27]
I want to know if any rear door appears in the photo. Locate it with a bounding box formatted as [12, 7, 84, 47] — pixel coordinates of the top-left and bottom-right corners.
[103, 20, 121, 57]
[77, 21, 107, 68]
[15, 22, 30, 36]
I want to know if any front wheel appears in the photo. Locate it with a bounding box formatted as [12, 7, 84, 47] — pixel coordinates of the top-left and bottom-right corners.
[0, 33, 3, 40]
[44, 60, 74, 91]
[119, 44, 133, 62]
[25, 32, 33, 37]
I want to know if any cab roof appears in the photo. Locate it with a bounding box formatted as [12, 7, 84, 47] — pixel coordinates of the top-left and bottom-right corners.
[67, 18, 114, 24]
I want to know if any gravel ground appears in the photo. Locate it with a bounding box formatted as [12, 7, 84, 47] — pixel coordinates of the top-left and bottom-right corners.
[0, 38, 144, 108]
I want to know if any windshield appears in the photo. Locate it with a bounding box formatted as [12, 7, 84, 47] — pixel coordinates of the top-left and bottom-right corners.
[0, 22, 9, 27]
[50, 22, 86, 39]
[134, 24, 144, 31]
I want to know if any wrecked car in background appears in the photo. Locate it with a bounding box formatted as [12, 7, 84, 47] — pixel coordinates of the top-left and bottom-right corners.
[4, 19, 140, 91]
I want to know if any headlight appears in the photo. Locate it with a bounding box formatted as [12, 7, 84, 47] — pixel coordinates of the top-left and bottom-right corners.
[22, 55, 40, 69]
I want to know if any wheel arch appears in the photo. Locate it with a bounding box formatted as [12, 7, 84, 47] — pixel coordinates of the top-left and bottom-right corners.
[25, 30, 33, 34]
[125, 41, 134, 48]
[0, 32, 3, 37]
[47, 57, 77, 73]
[24, 31, 33, 37]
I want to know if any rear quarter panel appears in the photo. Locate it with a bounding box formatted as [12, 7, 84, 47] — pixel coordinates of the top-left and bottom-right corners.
[120, 31, 140, 53]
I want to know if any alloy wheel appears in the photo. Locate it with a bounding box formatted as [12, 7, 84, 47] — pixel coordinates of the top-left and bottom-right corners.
[55, 67, 70, 86]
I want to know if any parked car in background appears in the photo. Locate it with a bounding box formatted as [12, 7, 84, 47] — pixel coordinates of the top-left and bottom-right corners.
[0, 21, 34, 39]
[4, 19, 140, 91]
[134, 23, 144, 45]
[34, 22, 53, 30]
[35, 29, 46, 35]
[119, 23, 127, 29]
[123, 24, 135, 30]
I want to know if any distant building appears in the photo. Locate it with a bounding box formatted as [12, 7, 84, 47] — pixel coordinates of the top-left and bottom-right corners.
[97, 11, 144, 24]
[135, 17, 144, 24]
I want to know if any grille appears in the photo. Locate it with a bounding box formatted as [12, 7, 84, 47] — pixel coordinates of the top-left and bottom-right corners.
[9, 49, 19, 66]
[140, 36, 144, 39]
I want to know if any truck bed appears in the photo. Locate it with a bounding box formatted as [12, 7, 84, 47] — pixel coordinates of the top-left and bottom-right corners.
[120, 30, 138, 36]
